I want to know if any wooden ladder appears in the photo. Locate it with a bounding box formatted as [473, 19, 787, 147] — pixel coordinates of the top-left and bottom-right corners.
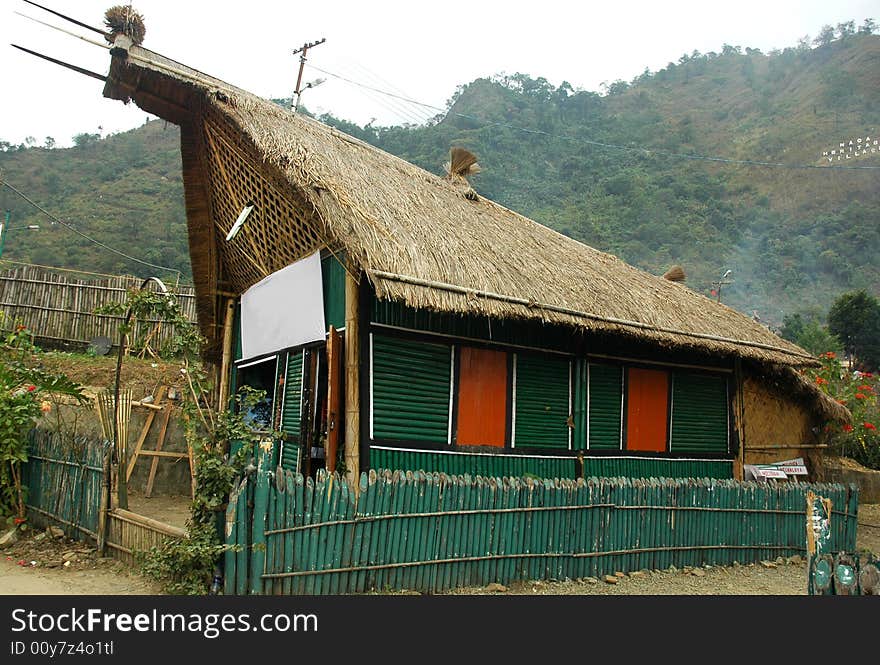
[125, 386, 195, 498]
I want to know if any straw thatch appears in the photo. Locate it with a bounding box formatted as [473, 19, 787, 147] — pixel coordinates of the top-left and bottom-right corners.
[102, 39, 817, 369]
[663, 265, 686, 282]
[104, 5, 146, 45]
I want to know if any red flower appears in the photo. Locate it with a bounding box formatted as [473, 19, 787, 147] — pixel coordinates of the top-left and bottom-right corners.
[815, 377, 828, 385]
[855, 393, 866, 400]
[15, 324, 26, 332]
[843, 424, 854, 433]
[863, 372, 874, 378]
[26, 385, 36, 392]
[13, 517, 26, 525]
[837, 399, 848, 405]
[822, 351, 837, 359]
[865, 422, 877, 431]
[858, 385, 874, 392]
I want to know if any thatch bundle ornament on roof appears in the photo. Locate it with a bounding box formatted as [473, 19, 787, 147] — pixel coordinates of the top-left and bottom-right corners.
[445, 147, 481, 201]
[104, 5, 145, 45]
[663, 265, 686, 282]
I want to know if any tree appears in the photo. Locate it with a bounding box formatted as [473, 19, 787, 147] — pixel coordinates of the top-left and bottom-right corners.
[828, 290, 880, 371]
[43, 137, 55, 149]
[859, 18, 877, 34]
[72, 133, 100, 147]
[836, 20, 856, 39]
[814, 25, 836, 47]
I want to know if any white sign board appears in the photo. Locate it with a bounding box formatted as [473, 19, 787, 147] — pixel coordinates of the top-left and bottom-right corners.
[240, 252, 325, 362]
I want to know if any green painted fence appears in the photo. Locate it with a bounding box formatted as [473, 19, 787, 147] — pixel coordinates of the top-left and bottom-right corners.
[224, 444, 859, 595]
[21, 429, 105, 540]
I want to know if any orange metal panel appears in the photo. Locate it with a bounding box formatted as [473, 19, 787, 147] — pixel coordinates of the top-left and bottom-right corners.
[457, 347, 508, 447]
[626, 367, 669, 452]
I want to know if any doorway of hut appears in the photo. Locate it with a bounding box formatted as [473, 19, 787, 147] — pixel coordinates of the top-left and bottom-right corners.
[232, 336, 343, 482]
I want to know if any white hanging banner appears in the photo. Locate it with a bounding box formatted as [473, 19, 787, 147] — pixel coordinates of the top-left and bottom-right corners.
[240, 251, 325, 361]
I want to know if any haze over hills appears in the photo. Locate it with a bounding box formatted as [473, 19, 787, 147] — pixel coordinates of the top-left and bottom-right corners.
[1, 27, 877, 327]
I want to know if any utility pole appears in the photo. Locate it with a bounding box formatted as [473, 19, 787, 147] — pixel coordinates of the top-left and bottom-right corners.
[292, 38, 326, 112]
[0, 210, 9, 259]
[711, 269, 733, 304]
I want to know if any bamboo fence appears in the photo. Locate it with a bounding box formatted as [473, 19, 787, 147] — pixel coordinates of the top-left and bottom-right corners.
[225, 443, 860, 595]
[22, 429, 185, 564]
[0, 263, 196, 352]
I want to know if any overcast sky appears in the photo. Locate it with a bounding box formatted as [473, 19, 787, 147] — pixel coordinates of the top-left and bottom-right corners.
[1, 0, 877, 147]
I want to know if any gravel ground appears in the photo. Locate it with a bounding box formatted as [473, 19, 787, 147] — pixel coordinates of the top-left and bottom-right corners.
[444, 503, 880, 595]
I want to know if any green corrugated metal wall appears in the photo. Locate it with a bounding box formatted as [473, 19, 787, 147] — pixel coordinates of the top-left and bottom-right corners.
[371, 299, 575, 353]
[281, 350, 304, 439]
[588, 363, 623, 450]
[670, 372, 729, 453]
[372, 335, 451, 443]
[514, 354, 570, 449]
[321, 254, 346, 330]
[581, 456, 733, 479]
[370, 447, 577, 479]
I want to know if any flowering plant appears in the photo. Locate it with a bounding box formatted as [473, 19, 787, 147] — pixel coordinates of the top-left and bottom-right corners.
[0, 317, 85, 521]
[810, 351, 880, 469]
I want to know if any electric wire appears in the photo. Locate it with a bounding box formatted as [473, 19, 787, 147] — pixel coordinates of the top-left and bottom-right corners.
[306, 63, 880, 172]
[1, 179, 182, 277]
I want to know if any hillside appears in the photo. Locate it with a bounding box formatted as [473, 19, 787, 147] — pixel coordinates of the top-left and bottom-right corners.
[1, 30, 878, 326]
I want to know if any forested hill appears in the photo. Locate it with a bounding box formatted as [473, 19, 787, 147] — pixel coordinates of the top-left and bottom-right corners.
[1, 28, 878, 326]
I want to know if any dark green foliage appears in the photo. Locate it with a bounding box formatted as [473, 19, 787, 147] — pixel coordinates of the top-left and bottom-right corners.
[780, 311, 843, 356]
[828, 290, 880, 370]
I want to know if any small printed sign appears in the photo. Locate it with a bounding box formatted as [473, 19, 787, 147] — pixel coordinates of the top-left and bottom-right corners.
[743, 457, 808, 480]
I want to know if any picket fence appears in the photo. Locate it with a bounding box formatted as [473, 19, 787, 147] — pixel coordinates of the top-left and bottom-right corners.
[224, 445, 859, 595]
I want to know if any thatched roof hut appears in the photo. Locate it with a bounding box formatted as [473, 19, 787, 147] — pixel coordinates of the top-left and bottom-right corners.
[100, 36, 846, 425]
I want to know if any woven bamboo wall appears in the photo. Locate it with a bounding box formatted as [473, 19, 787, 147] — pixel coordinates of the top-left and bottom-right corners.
[0, 263, 196, 352]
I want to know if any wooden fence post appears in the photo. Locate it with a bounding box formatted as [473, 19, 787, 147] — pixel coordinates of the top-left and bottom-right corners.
[249, 438, 273, 595]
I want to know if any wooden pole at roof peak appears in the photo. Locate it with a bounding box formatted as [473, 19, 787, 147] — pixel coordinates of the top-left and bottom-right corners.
[344, 268, 360, 488]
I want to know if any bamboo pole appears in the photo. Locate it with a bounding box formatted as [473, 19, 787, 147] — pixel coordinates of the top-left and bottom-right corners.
[96, 445, 111, 556]
[218, 298, 236, 410]
[344, 269, 360, 488]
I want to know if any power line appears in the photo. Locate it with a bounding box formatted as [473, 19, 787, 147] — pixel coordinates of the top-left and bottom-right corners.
[1, 179, 182, 277]
[306, 63, 880, 172]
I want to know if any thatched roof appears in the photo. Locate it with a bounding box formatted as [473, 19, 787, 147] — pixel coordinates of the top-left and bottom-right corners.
[102, 37, 817, 371]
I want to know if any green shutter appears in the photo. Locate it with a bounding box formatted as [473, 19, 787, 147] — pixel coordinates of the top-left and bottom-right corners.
[588, 363, 623, 450]
[670, 372, 729, 453]
[514, 354, 570, 449]
[279, 440, 301, 473]
[372, 335, 451, 443]
[281, 350, 304, 438]
[322, 254, 346, 330]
